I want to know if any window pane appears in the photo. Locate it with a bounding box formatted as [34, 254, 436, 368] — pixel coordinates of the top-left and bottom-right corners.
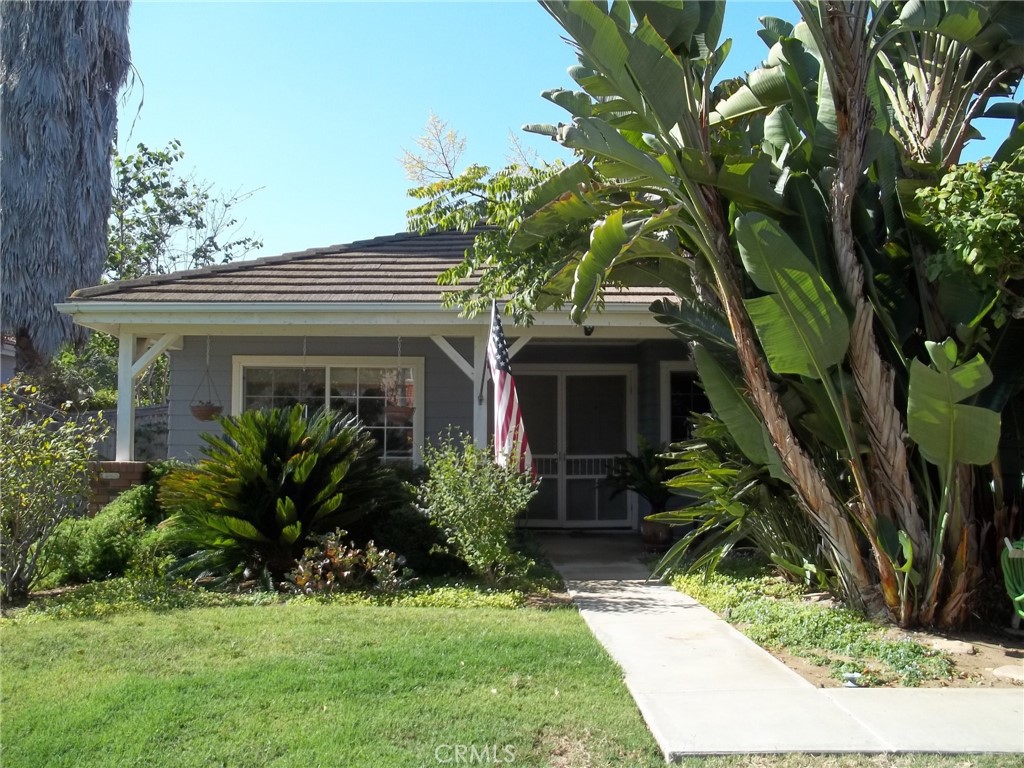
[330, 368, 358, 397]
[669, 371, 710, 442]
[360, 398, 386, 427]
[358, 368, 389, 397]
[516, 375, 558, 455]
[329, 397, 357, 417]
[245, 369, 274, 396]
[244, 362, 417, 461]
[383, 428, 413, 456]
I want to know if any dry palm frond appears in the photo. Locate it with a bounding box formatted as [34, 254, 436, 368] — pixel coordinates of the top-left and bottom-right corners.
[1, 1, 131, 369]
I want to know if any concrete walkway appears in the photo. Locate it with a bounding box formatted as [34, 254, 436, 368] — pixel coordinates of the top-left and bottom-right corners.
[538, 533, 1024, 761]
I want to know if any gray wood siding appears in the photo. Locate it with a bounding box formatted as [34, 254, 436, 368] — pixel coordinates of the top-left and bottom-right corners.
[166, 335, 690, 462]
[167, 335, 474, 460]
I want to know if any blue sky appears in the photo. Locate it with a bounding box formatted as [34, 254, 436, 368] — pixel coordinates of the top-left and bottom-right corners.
[118, 1, 1015, 260]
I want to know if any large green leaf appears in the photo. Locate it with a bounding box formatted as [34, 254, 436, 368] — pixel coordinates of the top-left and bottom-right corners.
[736, 212, 850, 379]
[780, 172, 841, 293]
[511, 189, 605, 252]
[519, 161, 594, 216]
[692, 345, 785, 480]
[758, 16, 795, 47]
[541, 1, 690, 136]
[716, 154, 790, 213]
[541, 88, 593, 119]
[711, 65, 791, 125]
[907, 338, 1001, 467]
[539, 118, 679, 193]
[570, 210, 629, 323]
[651, 297, 736, 356]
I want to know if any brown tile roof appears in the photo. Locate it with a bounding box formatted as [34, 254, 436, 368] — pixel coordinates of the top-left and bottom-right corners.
[70, 228, 665, 305]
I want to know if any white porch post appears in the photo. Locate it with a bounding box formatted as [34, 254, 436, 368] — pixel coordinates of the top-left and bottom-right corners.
[115, 330, 136, 461]
[472, 332, 489, 448]
[114, 331, 182, 461]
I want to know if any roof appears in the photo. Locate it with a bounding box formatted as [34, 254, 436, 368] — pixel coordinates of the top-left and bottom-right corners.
[70, 228, 665, 306]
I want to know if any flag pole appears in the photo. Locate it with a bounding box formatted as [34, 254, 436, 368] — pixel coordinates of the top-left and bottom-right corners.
[479, 301, 496, 405]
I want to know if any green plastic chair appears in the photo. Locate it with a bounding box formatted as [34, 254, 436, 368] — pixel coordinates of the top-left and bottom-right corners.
[1001, 538, 1024, 629]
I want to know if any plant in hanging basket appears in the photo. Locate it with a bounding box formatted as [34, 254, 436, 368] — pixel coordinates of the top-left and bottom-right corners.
[190, 402, 223, 421]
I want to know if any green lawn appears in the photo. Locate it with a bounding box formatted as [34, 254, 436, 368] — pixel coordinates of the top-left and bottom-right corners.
[1, 603, 663, 767]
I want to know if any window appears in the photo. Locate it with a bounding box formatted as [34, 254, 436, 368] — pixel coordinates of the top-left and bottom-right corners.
[233, 356, 423, 462]
[660, 362, 711, 444]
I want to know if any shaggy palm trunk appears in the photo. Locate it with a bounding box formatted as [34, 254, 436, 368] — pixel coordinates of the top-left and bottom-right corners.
[1, 1, 131, 367]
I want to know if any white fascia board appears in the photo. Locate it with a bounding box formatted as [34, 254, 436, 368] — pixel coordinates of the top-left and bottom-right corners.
[55, 300, 672, 339]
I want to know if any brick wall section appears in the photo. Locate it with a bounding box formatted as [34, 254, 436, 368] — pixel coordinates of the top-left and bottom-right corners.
[88, 461, 149, 515]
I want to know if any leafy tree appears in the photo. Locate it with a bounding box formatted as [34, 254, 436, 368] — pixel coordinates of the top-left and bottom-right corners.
[916, 147, 1024, 326]
[410, 1, 1024, 628]
[26, 140, 263, 409]
[0, 384, 108, 601]
[403, 114, 583, 325]
[108, 140, 262, 280]
[1, 1, 132, 373]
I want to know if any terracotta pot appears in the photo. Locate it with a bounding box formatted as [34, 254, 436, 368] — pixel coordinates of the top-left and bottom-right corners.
[640, 519, 673, 552]
[190, 403, 223, 421]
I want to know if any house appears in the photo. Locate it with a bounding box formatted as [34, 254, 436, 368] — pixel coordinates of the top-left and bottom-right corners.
[57, 229, 708, 529]
[1, 336, 16, 383]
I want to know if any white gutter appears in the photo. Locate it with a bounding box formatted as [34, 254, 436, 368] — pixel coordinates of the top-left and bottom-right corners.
[55, 300, 670, 338]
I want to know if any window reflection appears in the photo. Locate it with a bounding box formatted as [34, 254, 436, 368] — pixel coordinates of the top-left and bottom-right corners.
[243, 363, 415, 461]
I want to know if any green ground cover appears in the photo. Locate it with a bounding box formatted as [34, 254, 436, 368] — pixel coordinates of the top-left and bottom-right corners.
[670, 556, 955, 687]
[1, 603, 662, 768]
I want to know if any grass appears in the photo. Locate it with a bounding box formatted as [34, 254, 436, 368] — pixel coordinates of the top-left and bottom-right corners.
[670, 554, 955, 687]
[1, 602, 664, 767]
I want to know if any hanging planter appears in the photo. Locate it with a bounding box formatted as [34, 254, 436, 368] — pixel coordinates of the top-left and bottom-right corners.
[190, 337, 224, 422]
[190, 402, 223, 421]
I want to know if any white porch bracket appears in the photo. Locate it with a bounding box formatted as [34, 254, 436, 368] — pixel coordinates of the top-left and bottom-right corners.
[116, 332, 182, 461]
[131, 333, 181, 378]
[429, 335, 473, 380]
[429, 333, 532, 449]
[507, 335, 531, 360]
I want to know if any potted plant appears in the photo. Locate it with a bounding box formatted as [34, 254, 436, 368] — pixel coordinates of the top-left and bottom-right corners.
[606, 438, 676, 551]
[190, 401, 223, 421]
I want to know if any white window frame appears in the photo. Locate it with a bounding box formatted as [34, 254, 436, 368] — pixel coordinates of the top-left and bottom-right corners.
[232, 355, 426, 463]
[659, 360, 698, 446]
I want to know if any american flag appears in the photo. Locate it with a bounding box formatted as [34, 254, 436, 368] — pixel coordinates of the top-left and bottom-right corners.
[488, 302, 534, 475]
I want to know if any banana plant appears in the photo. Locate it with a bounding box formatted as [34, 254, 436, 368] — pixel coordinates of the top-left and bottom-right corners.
[507, 0, 1024, 627]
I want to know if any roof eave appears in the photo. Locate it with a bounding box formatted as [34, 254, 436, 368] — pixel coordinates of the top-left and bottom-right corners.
[55, 300, 669, 339]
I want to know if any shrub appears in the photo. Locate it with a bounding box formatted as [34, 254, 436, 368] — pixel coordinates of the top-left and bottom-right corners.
[350, 504, 469, 578]
[418, 432, 537, 584]
[285, 529, 404, 594]
[0, 383, 107, 601]
[43, 487, 150, 585]
[158, 406, 403, 579]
